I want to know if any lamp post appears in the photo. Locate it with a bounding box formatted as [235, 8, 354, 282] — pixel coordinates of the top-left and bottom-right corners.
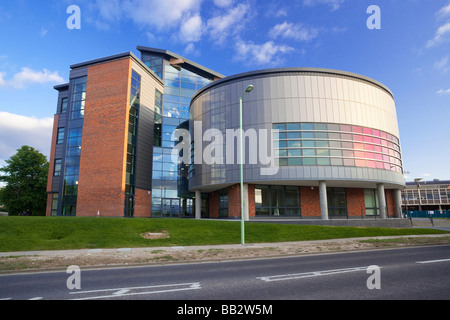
[239, 84, 254, 245]
[414, 178, 422, 211]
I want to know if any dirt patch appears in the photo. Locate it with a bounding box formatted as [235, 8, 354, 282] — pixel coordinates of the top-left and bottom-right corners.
[1, 236, 450, 273]
[140, 230, 170, 239]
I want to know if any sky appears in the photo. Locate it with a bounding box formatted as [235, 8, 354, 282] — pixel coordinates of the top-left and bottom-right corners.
[0, 0, 449, 182]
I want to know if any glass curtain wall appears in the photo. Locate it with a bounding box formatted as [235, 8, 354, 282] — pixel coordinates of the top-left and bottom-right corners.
[124, 70, 141, 217]
[61, 76, 87, 216]
[142, 54, 212, 217]
[255, 185, 301, 216]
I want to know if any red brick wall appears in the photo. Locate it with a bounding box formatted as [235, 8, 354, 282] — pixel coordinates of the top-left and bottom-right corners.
[300, 186, 321, 217]
[45, 114, 59, 217]
[134, 188, 151, 218]
[45, 193, 54, 217]
[385, 189, 394, 217]
[76, 58, 132, 217]
[248, 184, 255, 217]
[209, 191, 219, 218]
[46, 114, 59, 193]
[228, 184, 241, 218]
[346, 188, 365, 217]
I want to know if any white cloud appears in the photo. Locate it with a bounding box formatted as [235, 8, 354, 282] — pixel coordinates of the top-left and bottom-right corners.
[303, 0, 345, 11]
[180, 14, 203, 43]
[0, 67, 65, 89]
[206, 3, 251, 44]
[269, 21, 319, 42]
[437, 2, 450, 20]
[214, 0, 233, 8]
[121, 0, 202, 30]
[0, 112, 53, 163]
[434, 55, 449, 73]
[234, 40, 294, 66]
[426, 22, 450, 48]
[437, 88, 450, 95]
[96, 0, 122, 21]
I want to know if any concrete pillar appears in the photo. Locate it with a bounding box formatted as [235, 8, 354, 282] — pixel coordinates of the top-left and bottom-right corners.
[394, 189, 403, 218]
[377, 184, 387, 219]
[319, 181, 328, 220]
[195, 190, 201, 219]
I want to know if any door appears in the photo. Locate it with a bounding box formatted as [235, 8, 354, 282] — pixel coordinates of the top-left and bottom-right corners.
[162, 198, 180, 217]
[124, 195, 134, 217]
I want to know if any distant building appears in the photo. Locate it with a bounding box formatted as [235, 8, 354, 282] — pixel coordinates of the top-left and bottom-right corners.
[402, 180, 450, 211]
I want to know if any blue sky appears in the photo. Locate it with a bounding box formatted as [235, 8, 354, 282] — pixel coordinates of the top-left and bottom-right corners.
[0, 0, 449, 181]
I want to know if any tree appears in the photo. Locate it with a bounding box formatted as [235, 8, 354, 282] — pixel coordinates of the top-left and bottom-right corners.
[0, 146, 49, 216]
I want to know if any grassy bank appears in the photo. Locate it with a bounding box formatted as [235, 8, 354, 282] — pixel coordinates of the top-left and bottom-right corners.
[0, 216, 449, 252]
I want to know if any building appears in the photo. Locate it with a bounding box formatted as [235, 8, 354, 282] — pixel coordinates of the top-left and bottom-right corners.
[402, 180, 450, 211]
[137, 47, 224, 218]
[46, 48, 222, 218]
[189, 68, 405, 220]
[47, 48, 406, 220]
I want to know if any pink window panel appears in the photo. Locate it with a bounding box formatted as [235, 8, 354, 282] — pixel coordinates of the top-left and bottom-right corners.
[352, 126, 363, 133]
[355, 159, 366, 167]
[366, 160, 376, 168]
[354, 143, 364, 150]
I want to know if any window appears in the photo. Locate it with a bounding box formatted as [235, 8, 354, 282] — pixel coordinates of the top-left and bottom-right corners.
[60, 98, 68, 114]
[70, 77, 87, 120]
[364, 189, 379, 216]
[327, 188, 347, 217]
[57, 128, 65, 144]
[54, 159, 62, 176]
[51, 194, 59, 216]
[219, 191, 228, 217]
[255, 185, 300, 216]
[273, 122, 403, 172]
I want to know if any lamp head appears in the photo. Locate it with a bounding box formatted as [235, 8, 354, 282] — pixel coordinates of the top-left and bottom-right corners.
[245, 85, 254, 93]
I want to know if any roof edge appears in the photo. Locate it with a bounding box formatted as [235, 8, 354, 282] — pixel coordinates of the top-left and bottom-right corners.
[191, 67, 395, 104]
[137, 45, 225, 79]
[68, 51, 163, 85]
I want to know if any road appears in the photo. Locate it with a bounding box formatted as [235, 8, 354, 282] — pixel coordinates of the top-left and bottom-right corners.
[1, 245, 449, 303]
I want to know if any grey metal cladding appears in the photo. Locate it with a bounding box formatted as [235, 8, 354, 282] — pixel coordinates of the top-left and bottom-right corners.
[135, 105, 154, 190]
[189, 69, 405, 191]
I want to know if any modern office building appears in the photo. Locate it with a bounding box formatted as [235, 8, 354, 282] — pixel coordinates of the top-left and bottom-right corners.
[189, 68, 405, 220]
[47, 48, 406, 220]
[402, 180, 450, 211]
[46, 48, 222, 218]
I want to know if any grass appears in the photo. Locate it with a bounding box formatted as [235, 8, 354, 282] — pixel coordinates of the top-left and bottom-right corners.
[0, 216, 449, 252]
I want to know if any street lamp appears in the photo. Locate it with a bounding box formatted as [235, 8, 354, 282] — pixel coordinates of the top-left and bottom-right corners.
[414, 178, 423, 211]
[239, 84, 254, 245]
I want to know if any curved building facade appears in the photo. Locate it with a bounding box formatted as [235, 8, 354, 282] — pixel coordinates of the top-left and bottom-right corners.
[189, 68, 405, 220]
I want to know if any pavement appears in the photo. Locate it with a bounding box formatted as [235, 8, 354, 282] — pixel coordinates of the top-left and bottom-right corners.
[1, 233, 450, 258]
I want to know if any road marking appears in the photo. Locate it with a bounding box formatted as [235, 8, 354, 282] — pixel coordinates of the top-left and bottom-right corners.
[113, 289, 130, 295]
[257, 266, 370, 282]
[28, 297, 43, 300]
[69, 282, 201, 300]
[416, 258, 450, 264]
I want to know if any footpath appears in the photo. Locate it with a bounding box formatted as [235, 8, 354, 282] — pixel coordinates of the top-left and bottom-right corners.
[1, 233, 450, 273]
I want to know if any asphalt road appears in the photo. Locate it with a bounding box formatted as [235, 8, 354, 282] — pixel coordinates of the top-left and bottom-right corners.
[1, 245, 449, 303]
